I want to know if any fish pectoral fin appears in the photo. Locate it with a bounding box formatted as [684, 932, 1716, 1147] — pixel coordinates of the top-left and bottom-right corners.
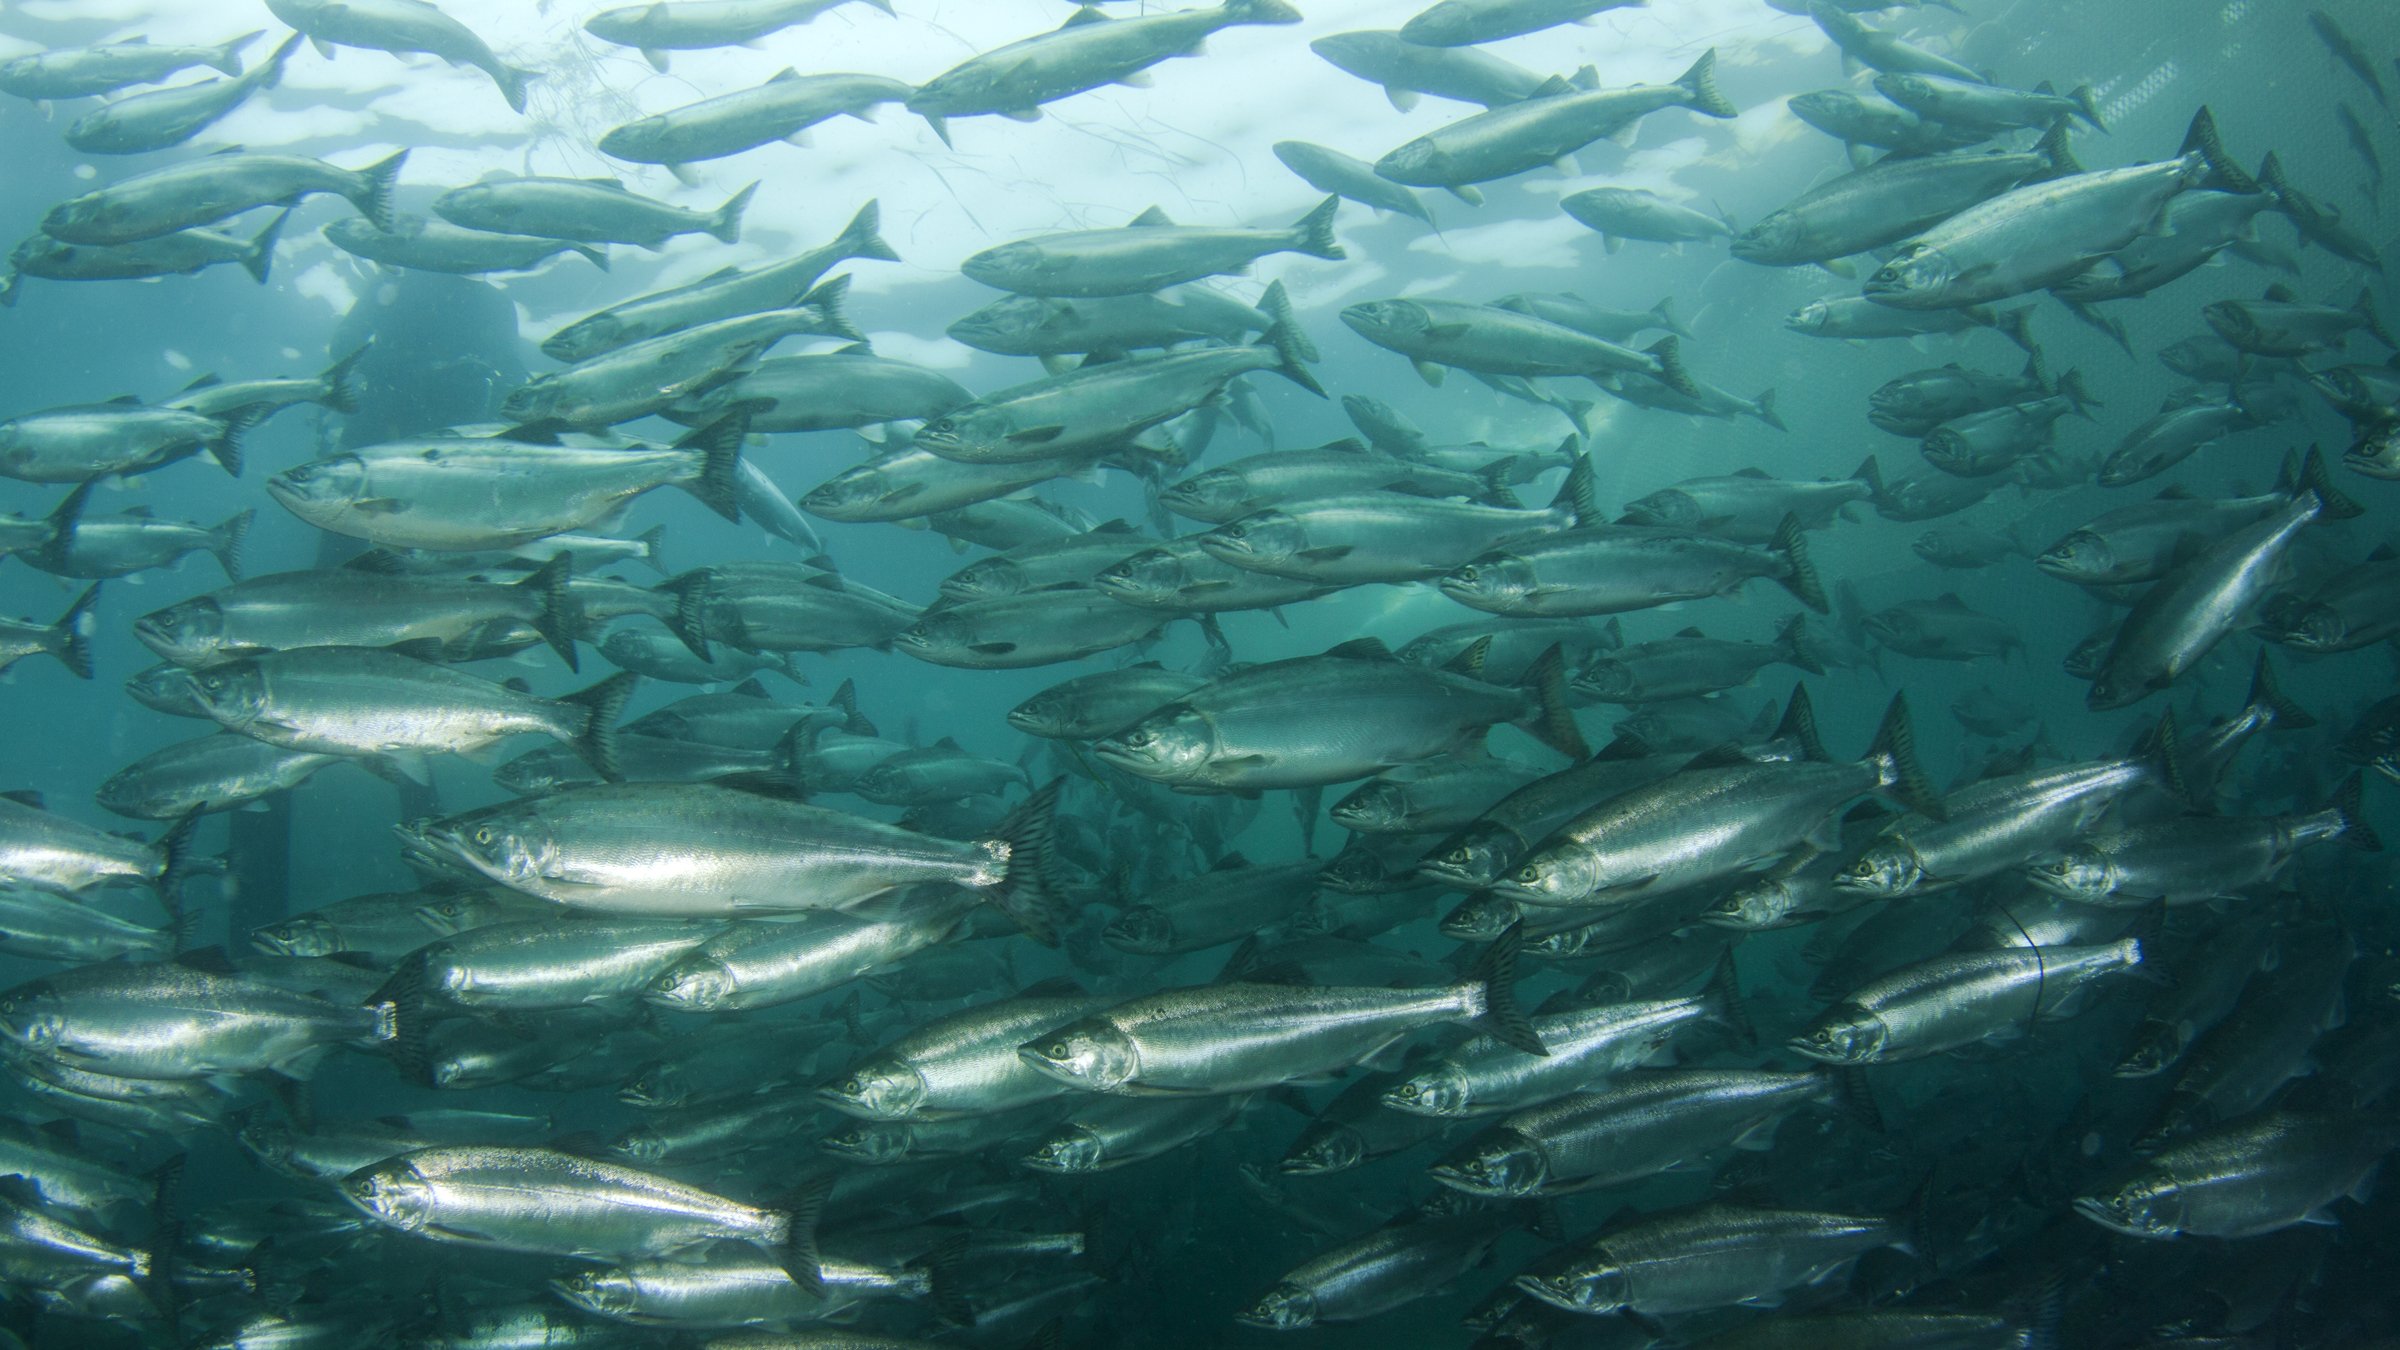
[1295, 545, 1353, 561]
[1005, 425, 1066, 444]
[1412, 361, 1447, 386]
[1001, 107, 1044, 123]
[968, 641, 1018, 656]
[349, 497, 409, 515]
[424, 1223, 497, 1244]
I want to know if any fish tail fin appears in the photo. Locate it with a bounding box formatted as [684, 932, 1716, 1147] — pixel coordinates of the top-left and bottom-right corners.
[711, 182, 761, 245]
[1752, 386, 1786, 431]
[1770, 513, 1827, 614]
[354, 149, 408, 233]
[316, 340, 370, 414]
[560, 671, 637, 783]
[1522, 643, 1591, 761]
[154, 808, 201, 906]
[663, 570, 718, 660]
[2179, 107, 2259, 194]
[210, 402, 266, 477]
[366, 955, 429, 1080]
[1829, 1065, 1884, 1131]
[2056, 368, 2099, 418]
[1777, 614, 1825, 675]
[775, 1174, 834, 1296]
[2069, 84, 2106, 132]
[1868, 693, 1944, 819]
[2296, 444, 2363, 520]
[800, 272, 862, 342]
[678, 411, 748, 523]
[209, 508, 253, 582]
[1854, 454, 1885, 506]
[2033, 118, 2082, 178]
[831, 677, 876, 737]
[1704, 948, 1755, 1047]
[518, 553, 580, 671]
[2332, 770, 2384, 851]
[572, 243, 609, 270]
[240, 209, 289, 285]
[1645, 334, 1699, 397]
[2245, 652, 2314, 732]
[1262, 317, 1325, 397]
[1257, 279, 1316, 360]
[1995, 303, 2037, 355]
[925, 1233, 972, 1324]
[2136, 707, 2192, 806]
[632, 523, 669, 576]
[499, 64, 537, 114]
[1774, 684, 1827, 762]
[1653, 295, 1694, 339]
[985, 779, 1065, 945]
[1676, 48, 1736, 117]
[1467, 922, 1544, 1055]
[1289, 195, 1345, 261]
[2258, 150, 2294, 212]
[1548, 447, 1598, 525]
[1228, 0, 1305, 22]
[49, 582, 100, 679]
[255, 32, 300, 86]
[2355, 286, 2396, 350]
[210, 30, 261, 75]
[835, 198, 900, 263]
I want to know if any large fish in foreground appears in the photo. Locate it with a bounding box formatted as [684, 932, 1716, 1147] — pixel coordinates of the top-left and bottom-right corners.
[267, 0, 534, 111]
[963, 198, 1342, 298]
[42, 148, 406, 246]
[584, 0, 895, 72]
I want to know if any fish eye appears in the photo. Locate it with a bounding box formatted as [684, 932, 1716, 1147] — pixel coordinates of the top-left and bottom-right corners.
[1456, 565, 1478, 582]
[1221, 525, 1246, 539]
[843, 1076, 865, 1094]
[1514, 865, 1539, 883]
[472, 827, 494, 846]
[1045, 1041, 1070, 1057]
[1126, 731, 1151, 748]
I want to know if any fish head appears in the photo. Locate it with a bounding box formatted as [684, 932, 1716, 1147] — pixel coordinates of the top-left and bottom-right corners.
[1381, 1064, 1473, 1117]
[1017, 1017, 1138, 1091]
[1620, 488, 1697, 529]
[945, 296, 1063, 353]
[1005, 688, 1079, 737]
[42, 192, 132, 242]
[893, 607, 973, 660]
[1021, 1125, 1105, 1174]
[491, 750, 575, 798]
[1422, 829, 1516, 896]
[940, 557, 1024, 602]
[2034, 530, 2114, 581]
[609, 1127, 668, 1165]
[251, 915, 339, 958]
[409, 807, 556, 891]
[1091, 546, 1189, 603]
[1873, 72, 1935, 109]
[1784, 90, 1856, 136]
[0, 980, 66, 1053]
[1709, 875, 1800, 929]
[498, 380, 559, 424]
[1787, 1004, 1889, 1063]
[549, 1268, 640, 1319]
[414, 890, 504, 936]
[1090, 707, 1214, 784]
[618, 1066, 684, 1109]
[819, 1121, 912, 1163]
[2199, 300, 2252, 346]
[182, 662, 266, 732]
[2073, 1176, 2182, 1239]
[2111, 1031, 2175, 1079]
[799, 464, 899, 520]
[1197, 509, 1304, 570]
[1429, 1136, 1547, 1196]
[1101, 905, 1178, 954]
[131, 597, 226, 664]
[960, 241, 1066, 293]
[1863, 243, 1953, 303]
[1338, 299, 1431, 348]
[2062, 629, 2113, 680]
[337, 1157, 435, 1234]
[1835, 840, 1924, 897]
[2345, 422, 2400, 480]
[125, 662, 209, 718]
[546, 313, 624, 363]
[1919, 428, 1973, 474]
[265, 455, 368, 518]
[1574, 659, 1635, 702]
[2085, 665, 2154, 712]
[1235, 1282, 1320, 1330]
[1316, 842, 1402, 894]
[1437, 891, 1520, 942]
[1498, 844, 1602, 907]
[1513, 1253, 1628, 1316]
[1157, 468, 1249, 520]
[231, 1112, 300, 1174]
[1328, 780, 1410, 833]
[1278, 1123, 1365, 1175]
[2270, 601, 2347, 653]
[1782, 297, 1831, 332]
[1373, 138, 1451, 186]
[1438, 552, 1539, 610]
[1731, 212, 1802, 264]
[2024, 848, 2117, 900]
[818, 1062, 927, 1119]
[646, 958, 735, 1013]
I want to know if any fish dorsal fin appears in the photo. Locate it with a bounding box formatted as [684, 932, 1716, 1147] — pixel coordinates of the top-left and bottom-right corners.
[1325, 637, 1393, 661]
[933, 736, 962, 751]
[180, 373, 223, 392]
[732, 678, 770, 698]
[2263, 283, 2297, 303]
[1322, 438, 1372, 454]
[1091, 519, 1139, 534]
[1, 790, 46, 810]
[835, 342, 874, 356]
[581, 177, 630, 190]
[1442, 635, 1491, 677]
[1129, 205, 1175, 227]
[1674, 626, 1706, 638]
[1019, 975, 1087, 998]
[1935, 593, 1969, 609]
[120, 505, 154, 518]
[1061, 5, 1109, 27]
[1530, 74, 1574, 98]
[1681, 742, 1755, 771]
[802, 572, 846, 591]
[106, 394, 143, 405]
[1211, 852, 1252, 871]
[769, 67, 800, 82]
[2370, 543, 2399, 563]
[1732, 467, 1771, 479]
[2154, 485, 2194, 500]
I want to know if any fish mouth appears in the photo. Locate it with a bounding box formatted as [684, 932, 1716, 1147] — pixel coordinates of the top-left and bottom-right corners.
[2070, 1197, 2162, 1237]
